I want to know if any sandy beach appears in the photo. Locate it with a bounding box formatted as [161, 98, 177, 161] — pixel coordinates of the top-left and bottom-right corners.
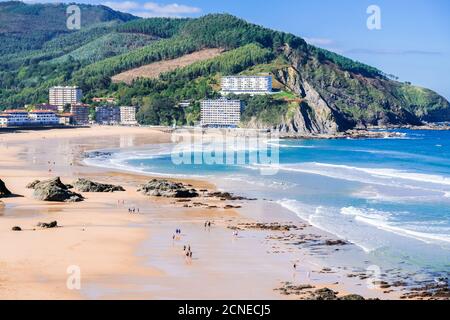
[0, 126, 405, 300]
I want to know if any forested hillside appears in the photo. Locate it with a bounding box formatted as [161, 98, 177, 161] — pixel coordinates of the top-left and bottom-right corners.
[1, 1, 449, 133]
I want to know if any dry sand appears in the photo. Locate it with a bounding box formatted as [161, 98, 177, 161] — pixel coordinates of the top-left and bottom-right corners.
[0, 126, 400, 300]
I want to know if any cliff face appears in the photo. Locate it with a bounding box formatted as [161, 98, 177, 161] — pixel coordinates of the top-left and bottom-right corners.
[244, 44, 450, 134]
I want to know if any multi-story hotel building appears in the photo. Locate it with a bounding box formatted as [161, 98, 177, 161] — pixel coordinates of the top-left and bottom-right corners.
[120, 106, 138, 125]
[200, 98, 242, 128]
[28, 110, 60, 126]
[95, 106, 121, 125]
[221, 76, 272, 95]
[49, 86, 82, 111]
[70, 104, 90, 125]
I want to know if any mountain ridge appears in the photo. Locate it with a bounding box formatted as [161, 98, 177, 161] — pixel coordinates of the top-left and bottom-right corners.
[0, 2, 449, 134]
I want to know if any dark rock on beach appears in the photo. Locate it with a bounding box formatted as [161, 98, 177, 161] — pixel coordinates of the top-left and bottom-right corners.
[12, 226, 22, 231]
[26, 180, 41, 189]
[208, 191, 255, 201]
[340, 294, 365, 300]
[37, 221, 58, 228]
[236, 222, 299, 232]
[138, 179, 199, 198]
[73, 178, 125, 192]
[0, 179, 12, 197]
[311, 288, 338, 300]
[31, 177, 84, 202]
[324, 239, 348, 246]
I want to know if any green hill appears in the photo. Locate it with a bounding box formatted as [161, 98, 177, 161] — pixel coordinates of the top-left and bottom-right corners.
[0, 2, 449, 133]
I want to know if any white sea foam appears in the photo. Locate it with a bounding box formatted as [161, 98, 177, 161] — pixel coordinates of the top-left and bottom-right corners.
[262, 162, 450, 188]
[275, 199, 377, 253]
[313, 163, 450, 186]
[340, 207, 450, 245]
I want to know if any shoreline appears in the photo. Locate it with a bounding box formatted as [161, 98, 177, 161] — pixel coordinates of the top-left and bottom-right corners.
[0, 126, 444, 300]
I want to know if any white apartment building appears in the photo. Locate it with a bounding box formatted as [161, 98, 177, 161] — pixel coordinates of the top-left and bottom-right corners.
[120, 106, 138, 125]
[28, 110, 59, 126]
[0, 110, 60, 127]
[200, 98, 242, 128]
[221, 76, 272, 95]
[49, 86, 82, 111]
[1, 110, 30, 126]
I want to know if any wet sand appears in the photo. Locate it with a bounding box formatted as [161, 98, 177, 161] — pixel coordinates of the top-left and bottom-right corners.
[0, 126, 401, 299]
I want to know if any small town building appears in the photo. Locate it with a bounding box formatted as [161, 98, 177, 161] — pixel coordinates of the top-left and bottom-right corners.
[120, 106, 138, 125]
[28, 110, 59, 126]
[49, 86, 82, 112]
[96, 105, 121, 125]
[70, 104, 90, 125]
[200, 98, 242, 128]
[221, 75, 272, 95]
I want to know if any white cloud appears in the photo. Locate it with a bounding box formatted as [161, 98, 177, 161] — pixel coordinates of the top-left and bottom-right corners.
[101, 1, 201, 17]
[102, 1, 140, 11]
[143, 2, 201, 15]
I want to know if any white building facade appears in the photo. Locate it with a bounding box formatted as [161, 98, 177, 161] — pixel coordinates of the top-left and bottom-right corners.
[120, 106, 138, 125]
[200, 98, 242, 128]
[1, 110, 30, 126]
[28, 110, 59, 126]
[49, 86, 82, 111]
[221, 76, 272, 95]
[0, 110, 60, 127]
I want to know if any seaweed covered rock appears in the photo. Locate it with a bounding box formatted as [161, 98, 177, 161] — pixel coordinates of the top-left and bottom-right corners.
[0, 179, 12, 197]
[26, 180, 41, 189]
[340, 294, 365, 300]
[32, 177, 84, 202]
[37, 221, 58, 228]
[138, 179, 198, 198]
[73, 178, 125, 192]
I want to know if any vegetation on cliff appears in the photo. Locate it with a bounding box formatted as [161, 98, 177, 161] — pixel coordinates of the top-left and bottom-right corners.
[0, 2, 449, 132]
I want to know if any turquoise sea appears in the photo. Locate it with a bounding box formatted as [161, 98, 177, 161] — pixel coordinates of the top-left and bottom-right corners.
[86, 129, 450, 283]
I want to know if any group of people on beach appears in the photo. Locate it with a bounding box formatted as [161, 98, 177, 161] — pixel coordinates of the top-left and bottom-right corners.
[128, 207, 139, 214]
[173, 228, 182, 241]
[183, 244, 193, 263]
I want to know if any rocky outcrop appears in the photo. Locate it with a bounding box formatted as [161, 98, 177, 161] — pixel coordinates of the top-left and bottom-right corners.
[244, 44, 450, 135]
[138, 179, 199, 198]
[73, 178, 125, 192]
[37, 221, 58, 228]
[31, 177, 84, 202]
[0, 179, 12, 197]
[26, 180, 41, 189]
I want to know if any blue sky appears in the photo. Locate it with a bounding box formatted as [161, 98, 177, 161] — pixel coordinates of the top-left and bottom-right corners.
[15, 1, 450, 99]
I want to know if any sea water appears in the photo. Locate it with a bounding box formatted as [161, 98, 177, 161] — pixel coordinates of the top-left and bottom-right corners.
[85, 129, 450, 281]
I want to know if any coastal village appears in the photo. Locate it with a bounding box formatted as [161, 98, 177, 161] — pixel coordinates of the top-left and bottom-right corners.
[0, 75, 273, 129]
